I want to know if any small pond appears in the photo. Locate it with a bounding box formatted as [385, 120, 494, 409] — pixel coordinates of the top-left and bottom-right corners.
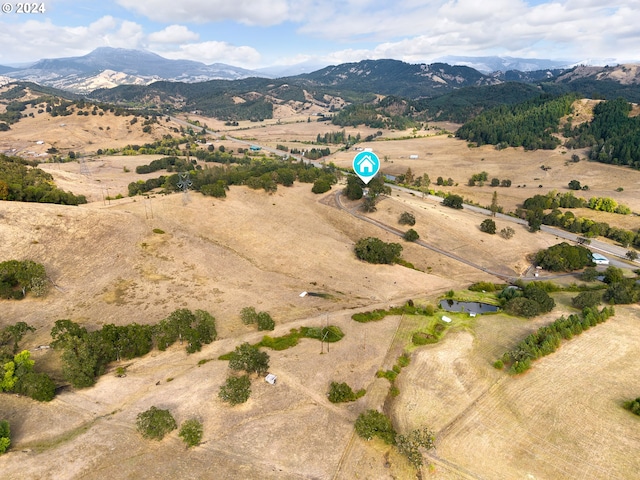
[439, 299, 499, 314]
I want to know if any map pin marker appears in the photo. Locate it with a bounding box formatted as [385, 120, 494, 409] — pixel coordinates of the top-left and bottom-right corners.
[352, 150, 380, 184]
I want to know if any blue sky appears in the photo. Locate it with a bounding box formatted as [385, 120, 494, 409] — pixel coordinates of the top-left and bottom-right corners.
[1, 0, 638, 68]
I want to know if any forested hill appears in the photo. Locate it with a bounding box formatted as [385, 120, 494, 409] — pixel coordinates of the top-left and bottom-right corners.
[455, 95, 640, 169]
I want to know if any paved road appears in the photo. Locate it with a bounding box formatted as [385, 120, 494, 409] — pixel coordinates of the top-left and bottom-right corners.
[389, 184, 638, 270]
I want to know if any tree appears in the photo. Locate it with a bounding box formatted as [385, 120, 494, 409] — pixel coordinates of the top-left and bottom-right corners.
[442, 194, 463, 209]
[480, 219, 497, 234]
[228, 343, 269, 374]
[602, 266, 624, 284]
[179, 419, 203, 447]
[15, 372, 56, 401]
[568, 179, 582, 190]
[490, 191, 500, 216]
[626, 250, 639, 261]
[354, 237, 402, 264]
[219, 375, 251, 405]
[0, 420, 10, 455]
[345, 175, 363, 200]
[403, 168, 414, 185]
[572, 291, 602, 309]
[312, 177, 332, 194]
[490, 178, 500, 187]
[398, 212, 416, 226]
[581, 267, 599, 281]
[403, 229, 419, 242]
[354, 410, 396, 445]
[136, 406, 177, 440]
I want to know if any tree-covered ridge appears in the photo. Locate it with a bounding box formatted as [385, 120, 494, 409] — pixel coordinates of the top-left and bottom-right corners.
[412, 82, 544, 123]
[0, 154, 87, 205]
[331, 103, 419, 129]
[565, 98, 640, 169]
[456, 94, 577, 150]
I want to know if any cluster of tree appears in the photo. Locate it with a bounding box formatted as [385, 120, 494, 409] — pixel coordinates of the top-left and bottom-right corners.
[135, 156, 192, 174]
[128, 158, 338, 197]
[51, 309, 217, 388]
[354, 237, 403, 265]
[0, 154, 87, 204]
[331, 103, 419, 130]
[135, 406, 177, 441]
[498, 283, 556, 318]
[522, 200, 640, 246]
[354, 410, 435, 469]
[523, 191, 631, 215]
[360, 176, 391, 212]
[328, 381, 366, 403]
[456, 93, 576, 150]
[436, 176, 454, 186]
[600, 266, 640, 304]
[564, 98, 640, 169]
[534, 243, 594, 271]
[239, 307, 275, 331]
[0, 260, 48, 299]
[218, 343, 271, 405]
[0, 101, 26, 125]
[1, 349, 56, 402]
[315, 130, 361, 145]
[119, 135, 188, 156]
[0, 420, 9, 455]
[303, 147, 331, 160]
[467, 171, 488, 186]
[498, 306, 615, 373]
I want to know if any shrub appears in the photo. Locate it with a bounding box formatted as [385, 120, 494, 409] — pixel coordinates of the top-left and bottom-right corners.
[581, 267, 599, 282]
[136, 406, 177, 440]
[256, 312, 275, 331]
[328, 381, 365, 403]
[15, 372, 56, 401]
[398, 212, 416, 226]
[500, 227, 515, 239]
[493, 359, 504, 369]
[354, 410, 396, 444]
[152, 228, 165, 234]
[179, 419, 203, 447]
[219, 375, 251, 405]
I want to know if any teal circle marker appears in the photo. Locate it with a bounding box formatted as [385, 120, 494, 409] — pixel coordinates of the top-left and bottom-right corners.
[352, 150, 380, 184]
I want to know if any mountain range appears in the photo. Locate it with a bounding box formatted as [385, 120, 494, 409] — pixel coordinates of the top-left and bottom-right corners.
[0, 47, 584, 94]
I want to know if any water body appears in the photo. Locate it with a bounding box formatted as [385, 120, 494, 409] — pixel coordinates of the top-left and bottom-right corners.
[439, 299, 499, 314]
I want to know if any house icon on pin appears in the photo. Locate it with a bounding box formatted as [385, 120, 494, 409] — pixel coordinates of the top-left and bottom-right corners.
[357, 155, 375, 174]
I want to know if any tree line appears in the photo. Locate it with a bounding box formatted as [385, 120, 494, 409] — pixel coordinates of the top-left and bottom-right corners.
[496, 306, 615, 373]
[0, 154, 87, 205]
[51, 308, 217, 389]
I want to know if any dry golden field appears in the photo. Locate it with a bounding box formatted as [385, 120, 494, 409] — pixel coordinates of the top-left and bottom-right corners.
[1, 101, 640, 480]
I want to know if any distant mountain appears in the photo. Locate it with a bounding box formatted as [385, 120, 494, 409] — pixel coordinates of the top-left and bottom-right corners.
[0, 65, 17, 75]
[296, 59, 501, 98]
[3, 47, 270, 93]
[436, 55, 573, 73]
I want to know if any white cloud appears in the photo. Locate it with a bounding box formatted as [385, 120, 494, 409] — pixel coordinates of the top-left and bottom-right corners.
[157, 41, 262, 67]
[148, 25, 200, 44]
[116, 0, 293, 25]
[0, 16, 145, 63]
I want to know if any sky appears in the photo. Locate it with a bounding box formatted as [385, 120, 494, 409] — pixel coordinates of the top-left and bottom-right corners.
[0, 0, 639, 69]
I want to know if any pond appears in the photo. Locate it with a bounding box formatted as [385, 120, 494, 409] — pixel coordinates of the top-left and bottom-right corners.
[439, 299, 499, 314]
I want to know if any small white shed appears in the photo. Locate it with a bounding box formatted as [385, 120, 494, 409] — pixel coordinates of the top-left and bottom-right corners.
[265, 373, 277, 385]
